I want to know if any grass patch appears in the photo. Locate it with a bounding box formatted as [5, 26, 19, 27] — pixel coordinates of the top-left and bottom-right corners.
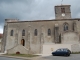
[71, 52, 80, 54]
[4, 54, 39, 57]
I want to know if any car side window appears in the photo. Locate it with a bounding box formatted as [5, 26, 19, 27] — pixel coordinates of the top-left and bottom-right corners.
[63, 49, 67, 52]
[61, 49, 64, 51]
[56, 49, 61, 52]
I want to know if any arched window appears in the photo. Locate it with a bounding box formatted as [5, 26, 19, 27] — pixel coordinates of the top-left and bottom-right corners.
[10, 30, 13, 36]
[22, 30, 25, 36]
[64, 23, 69, 31]
[48, 29, 51, 36]
[21, 39, 25, 46]
[61, 8, 65, 13]
[34, 29, 37, 36]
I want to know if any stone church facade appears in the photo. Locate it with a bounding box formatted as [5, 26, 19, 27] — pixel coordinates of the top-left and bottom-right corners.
[1, 5, 80, 54]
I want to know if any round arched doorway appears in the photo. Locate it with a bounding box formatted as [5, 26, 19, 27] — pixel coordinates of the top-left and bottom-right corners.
[21, 39, 25, 46]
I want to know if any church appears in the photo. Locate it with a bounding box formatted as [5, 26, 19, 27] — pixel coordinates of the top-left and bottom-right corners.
[1, 4, 80, 54]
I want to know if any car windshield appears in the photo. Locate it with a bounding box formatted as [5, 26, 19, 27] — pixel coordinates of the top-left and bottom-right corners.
[56, 49, 68, 52]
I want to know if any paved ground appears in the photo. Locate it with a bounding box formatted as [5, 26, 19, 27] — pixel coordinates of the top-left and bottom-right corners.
[0, 54, 80, 60]
[0, 56, 22, 60]
[0, 55, 32, 60]
[32, 54, 80, 60]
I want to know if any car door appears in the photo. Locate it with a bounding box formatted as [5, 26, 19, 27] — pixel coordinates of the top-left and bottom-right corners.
[59, 49, 64, 56]
[56, 49, 62, 56]
[61, 49, 65, 55]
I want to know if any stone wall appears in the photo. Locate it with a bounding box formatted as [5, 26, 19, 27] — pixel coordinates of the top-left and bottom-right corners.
[71, 44, 80, 52]
[62, 32, 79, 44]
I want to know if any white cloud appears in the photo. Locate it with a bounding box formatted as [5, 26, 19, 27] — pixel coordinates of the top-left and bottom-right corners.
[0, 0, 80, 34]
[0, 28, 3, 33]
[0, 24, 3, 33]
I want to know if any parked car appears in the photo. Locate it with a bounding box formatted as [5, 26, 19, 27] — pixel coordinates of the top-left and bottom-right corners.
[52, 48, 71, 56]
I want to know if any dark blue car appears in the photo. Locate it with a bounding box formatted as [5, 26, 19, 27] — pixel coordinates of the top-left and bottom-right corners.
[52, 48, 71, 56]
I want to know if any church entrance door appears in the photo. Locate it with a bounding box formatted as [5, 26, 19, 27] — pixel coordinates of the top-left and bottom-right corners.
[21, 39, 25, 46]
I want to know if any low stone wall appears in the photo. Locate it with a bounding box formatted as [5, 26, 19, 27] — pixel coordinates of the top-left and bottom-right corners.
[43, 44, 80, 54]
[71, 44, 80, 52]
[7, 44, 28, 54]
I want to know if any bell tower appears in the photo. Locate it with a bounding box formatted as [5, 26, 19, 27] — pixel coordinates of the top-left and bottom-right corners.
[55, 5, 71, 19]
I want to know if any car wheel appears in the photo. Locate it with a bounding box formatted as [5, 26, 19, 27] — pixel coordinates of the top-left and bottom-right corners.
[64, 54, 67, 56]
[67, 54, 70, 56]
[64, 54, 70, 56]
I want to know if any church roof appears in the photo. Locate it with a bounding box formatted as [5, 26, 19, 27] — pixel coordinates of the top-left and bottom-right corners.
[55, 5, 71, 7]
[6, 18, 80, 23]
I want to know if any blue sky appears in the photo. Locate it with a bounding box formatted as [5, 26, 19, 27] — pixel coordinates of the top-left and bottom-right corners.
[0, 0, 80, 33]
